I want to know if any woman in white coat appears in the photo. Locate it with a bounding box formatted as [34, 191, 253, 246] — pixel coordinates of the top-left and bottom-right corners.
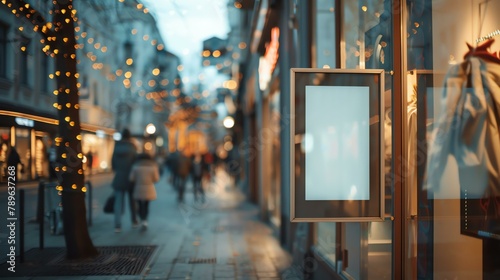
[129, 153, 159, 230]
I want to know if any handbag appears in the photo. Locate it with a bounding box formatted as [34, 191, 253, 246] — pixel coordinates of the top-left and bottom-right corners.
[103, 195, 115, 214]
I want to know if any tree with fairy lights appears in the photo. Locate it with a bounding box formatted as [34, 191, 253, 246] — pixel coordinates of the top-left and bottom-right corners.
[3, 0, 98, 259]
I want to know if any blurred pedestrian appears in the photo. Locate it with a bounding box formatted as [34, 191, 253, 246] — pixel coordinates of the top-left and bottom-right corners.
[164, 150, 180, 189]
[191, 152, 206, 203]
[175, 150, 191, 204]
[111, 128, 138, 232]
[129, 153, 160, 230]
[203, 150, 214, 181]
[86, 151, 94, 175]
[7, 146, 23, 181]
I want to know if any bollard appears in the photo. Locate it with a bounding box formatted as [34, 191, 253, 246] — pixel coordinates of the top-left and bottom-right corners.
[39, 183, 44, 249]
[86, 181, 92, 226]
[36, 182, 44, 223]
[19, 189, 24, 263]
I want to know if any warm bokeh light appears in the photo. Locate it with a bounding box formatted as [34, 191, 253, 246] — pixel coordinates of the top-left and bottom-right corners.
[223, 116, 235, 128]
[224, 80, 238, 90]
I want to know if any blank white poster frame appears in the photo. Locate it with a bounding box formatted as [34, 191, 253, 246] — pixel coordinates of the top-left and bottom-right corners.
[290, 68, 385, 222]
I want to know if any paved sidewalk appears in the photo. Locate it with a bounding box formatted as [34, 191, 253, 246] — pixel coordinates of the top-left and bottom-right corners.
[2, 167, 294, 279]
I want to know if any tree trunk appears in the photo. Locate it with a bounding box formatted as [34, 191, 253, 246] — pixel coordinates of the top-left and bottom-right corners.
[53, 0, 98, 260]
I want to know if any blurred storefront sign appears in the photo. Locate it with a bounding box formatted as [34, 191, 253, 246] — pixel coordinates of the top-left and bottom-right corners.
[258, 27, 280, 91]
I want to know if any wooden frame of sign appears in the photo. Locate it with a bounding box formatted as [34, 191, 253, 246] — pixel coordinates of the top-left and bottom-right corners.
[290, 68, 385, 222]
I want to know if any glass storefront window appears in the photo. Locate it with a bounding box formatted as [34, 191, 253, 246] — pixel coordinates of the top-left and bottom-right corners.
[0, 128, 10, 182]
[16, 128, 31, 181]
[340, 0, 394, 279]
[34, 133, 50, 179]
[268, 91, 281, 226]
[82, 133, 113, 173]
[313, 0, 339, 270]
[316, 222, 337, 265]
[314, 0, 336, 68]
[408, 0, 500, 279]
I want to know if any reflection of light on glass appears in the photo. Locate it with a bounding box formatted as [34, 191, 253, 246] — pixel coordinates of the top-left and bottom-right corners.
[144, 142, 153, 151]
[82, 156, 87, 164]
[96, 130, 105, 138]
[301, 133, 314, 153]
[113, 132, 122, 141]
[348, 185, 358, 200]
[100, 161, 108, 169]
[294, 134, 303, 144]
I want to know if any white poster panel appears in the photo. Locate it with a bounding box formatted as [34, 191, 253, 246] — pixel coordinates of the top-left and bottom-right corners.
[305, 86, 370, 201]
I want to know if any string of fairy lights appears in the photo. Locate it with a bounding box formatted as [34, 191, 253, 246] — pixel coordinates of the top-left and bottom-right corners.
[73, 24, 178, 107]
[49, 1, 86, 193]
[7, 0, 198, 110]
[1, 0, 87, 192]
[72, 2, 183, 110]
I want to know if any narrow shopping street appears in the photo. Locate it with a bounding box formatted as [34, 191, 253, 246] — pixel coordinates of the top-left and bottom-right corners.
[0, 167, 296, 279]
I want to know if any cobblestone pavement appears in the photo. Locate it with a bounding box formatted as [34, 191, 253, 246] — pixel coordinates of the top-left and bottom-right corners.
[0, 167, 295, 279]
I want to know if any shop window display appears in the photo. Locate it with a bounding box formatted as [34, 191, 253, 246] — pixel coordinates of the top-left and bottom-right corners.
[15, 128, 31, 181]
[34, 137, 48, 179]
[409, 0, 500, 279]
[342, 1, 394, 279]
[0, 129, 10, 182]
[313, 0, 339, 268]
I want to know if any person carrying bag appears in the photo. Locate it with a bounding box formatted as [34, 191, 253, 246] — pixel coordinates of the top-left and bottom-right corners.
[129, 153, 160, 230]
